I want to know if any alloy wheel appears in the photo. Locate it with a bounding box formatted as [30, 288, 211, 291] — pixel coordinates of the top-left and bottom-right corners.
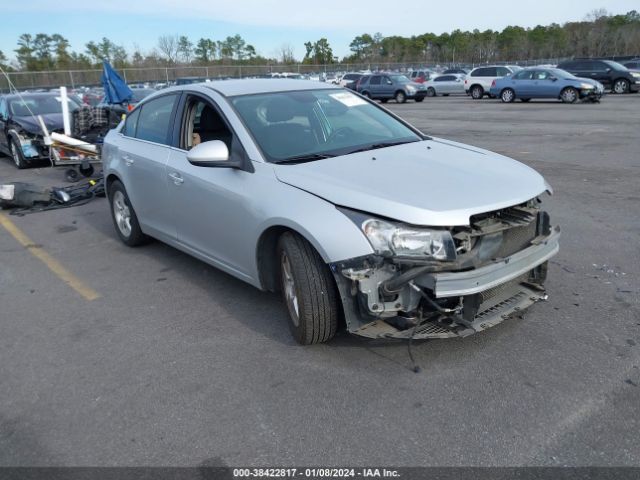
[281, 251, 300, 326]
[112, 190, 132, 238]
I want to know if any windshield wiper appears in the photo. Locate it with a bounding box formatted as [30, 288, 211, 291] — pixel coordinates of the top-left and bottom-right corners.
[275, 153, 335, 164]
[343, 139, 420, 155]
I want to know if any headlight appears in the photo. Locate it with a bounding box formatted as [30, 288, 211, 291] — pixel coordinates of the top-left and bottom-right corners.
[579, 83, 595, 89]
[406, 85, 416, 93]
[631, 72, 640, 78]
[361, 218, 456, 260]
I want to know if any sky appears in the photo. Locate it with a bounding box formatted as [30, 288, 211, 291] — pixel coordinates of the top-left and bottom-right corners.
[1, 0, 637, 62]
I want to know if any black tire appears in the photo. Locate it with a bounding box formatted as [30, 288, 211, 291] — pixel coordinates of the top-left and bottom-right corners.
[415, 96, 424, 102]
[470, 85, 484, 99]
[107, 180, 149, 247]
[520, 98, 531, 102]
[612, 78, 629, 94]
[560, 87, 579, 104]
[426, 87, 436, 97]
[442, 93, 450, 96]
[9, 137, 28, 169]
[500, 88, 516, 103]
[362, 91, 371, 98]
[277, 232, 338, 345]
[395, 90, 406, 103]
[65, 169, 79, 183]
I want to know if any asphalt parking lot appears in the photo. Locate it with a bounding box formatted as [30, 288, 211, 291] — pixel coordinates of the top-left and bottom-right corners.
[1, 94, 639, 467]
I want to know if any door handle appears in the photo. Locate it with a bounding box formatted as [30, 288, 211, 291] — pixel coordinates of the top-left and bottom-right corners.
[123, 155, 134, 166]
[168, 172, 184, 185]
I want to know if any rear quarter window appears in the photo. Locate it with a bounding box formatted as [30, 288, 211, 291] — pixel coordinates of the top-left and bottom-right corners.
[121, 108, 140, 137]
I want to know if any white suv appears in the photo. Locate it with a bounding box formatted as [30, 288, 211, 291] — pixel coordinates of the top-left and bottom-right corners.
[465, 65, 523, 99]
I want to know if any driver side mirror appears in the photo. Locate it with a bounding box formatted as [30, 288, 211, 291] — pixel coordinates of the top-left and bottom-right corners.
[550, 76, 557, 81]
[187, 140, 233, 167]
[606, 68, 612, 73]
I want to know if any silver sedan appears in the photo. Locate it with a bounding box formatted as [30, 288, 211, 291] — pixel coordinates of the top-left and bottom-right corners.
[103, 79, 559, 344]
[424, 74, 466, 97]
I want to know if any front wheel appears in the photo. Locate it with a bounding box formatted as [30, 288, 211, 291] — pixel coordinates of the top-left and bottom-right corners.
[414, 96, 424, 102]
[277, 232, 338, 345]
[560, 87, 578, 103]
[9, 138, 27, 169]
[108, 180, 149, 246]
[612, 79, 629, 94]
[395, 91, 406, 103]
[500, 88, 515, 103]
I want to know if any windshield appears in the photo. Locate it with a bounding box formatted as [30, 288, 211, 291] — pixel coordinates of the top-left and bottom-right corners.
[550, 68, 577, 79]
[9, 95, 80, 116]
[604, 60, 628, 71]
[231, 89, 422, 163]
[390, 75, 411, 83]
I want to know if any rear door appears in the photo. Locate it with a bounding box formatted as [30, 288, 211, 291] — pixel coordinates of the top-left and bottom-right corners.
[115, 93, 180, 240]
[368, 75, 383, 97]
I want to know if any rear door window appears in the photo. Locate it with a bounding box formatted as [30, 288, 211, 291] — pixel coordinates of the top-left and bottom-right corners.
[496, 67, 510, 76]
[134, 94, 178, 145]
[370, 76, 381, 85]
[121, 108, 140, 137]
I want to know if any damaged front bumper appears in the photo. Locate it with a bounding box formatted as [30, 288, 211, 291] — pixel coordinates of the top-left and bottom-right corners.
[330, 213, 560, 340]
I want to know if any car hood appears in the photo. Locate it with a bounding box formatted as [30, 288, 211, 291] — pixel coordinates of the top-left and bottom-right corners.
[12, 113, 64, 135]
[274, 138, 550, 226]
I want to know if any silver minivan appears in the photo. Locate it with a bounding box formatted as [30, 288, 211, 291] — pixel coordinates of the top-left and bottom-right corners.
[103, 79, 560, 344]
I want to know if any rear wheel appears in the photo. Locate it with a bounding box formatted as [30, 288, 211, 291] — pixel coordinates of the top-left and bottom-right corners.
[277, 232, 338, 345]
[470, 85, 484, 99]
[560, 87, 578, 103]
[520, 98, 531, 102]
[395, 91, 406, 103]
[612, 78, 629, 94]
[500, 88, 515, 103]
[426, 87, 436, 97]
[108, 180, 149, 246]
[414, 96, 424, 102]
[9, 138, 27, 169]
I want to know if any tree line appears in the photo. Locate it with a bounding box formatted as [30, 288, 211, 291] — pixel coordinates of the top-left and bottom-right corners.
[345, 9, 640, 64]
[0, 9, 638, 73]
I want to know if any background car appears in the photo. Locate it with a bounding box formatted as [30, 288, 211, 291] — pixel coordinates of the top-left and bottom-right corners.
[408, 70, 434, 83]
[443, 68, 468, 75]
[339, 73, 364, 90]
[464, 65, 523, 99]
[0, 92, 81, 168]
[490, 68, 604, 103]
[357, 73, 427, 103]
[99, 88, 156, 114]
[424, 74, 466, 97]
[622, 59, 640, 70]
[557, 59, 640, 94]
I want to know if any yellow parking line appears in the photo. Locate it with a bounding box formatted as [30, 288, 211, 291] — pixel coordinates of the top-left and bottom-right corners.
[0, 213, 100, 301]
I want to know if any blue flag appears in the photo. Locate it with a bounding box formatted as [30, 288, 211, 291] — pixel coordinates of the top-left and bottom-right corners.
[101, 60, 133, 104]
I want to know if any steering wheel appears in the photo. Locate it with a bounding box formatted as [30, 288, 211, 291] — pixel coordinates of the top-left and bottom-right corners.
[327, 126, 354, 143]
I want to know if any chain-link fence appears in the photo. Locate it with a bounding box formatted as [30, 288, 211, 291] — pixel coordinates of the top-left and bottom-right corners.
[0, 58, 574, 92]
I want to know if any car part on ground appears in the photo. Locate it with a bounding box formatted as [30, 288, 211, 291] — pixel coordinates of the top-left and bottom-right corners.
[0, 176, 105, 215]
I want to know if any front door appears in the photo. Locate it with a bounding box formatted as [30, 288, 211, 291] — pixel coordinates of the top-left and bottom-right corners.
[166, 94, 256, 279]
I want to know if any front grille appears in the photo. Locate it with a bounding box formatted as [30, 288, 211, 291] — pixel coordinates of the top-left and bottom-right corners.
[480, 272, 529, 304]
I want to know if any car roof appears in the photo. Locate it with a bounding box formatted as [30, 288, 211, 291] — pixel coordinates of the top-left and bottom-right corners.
[1, 92, 62, 100]
[202, 79, 341, 97]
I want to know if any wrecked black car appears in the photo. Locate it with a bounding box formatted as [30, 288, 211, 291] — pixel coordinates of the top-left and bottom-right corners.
[0, 92, 81, 169]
